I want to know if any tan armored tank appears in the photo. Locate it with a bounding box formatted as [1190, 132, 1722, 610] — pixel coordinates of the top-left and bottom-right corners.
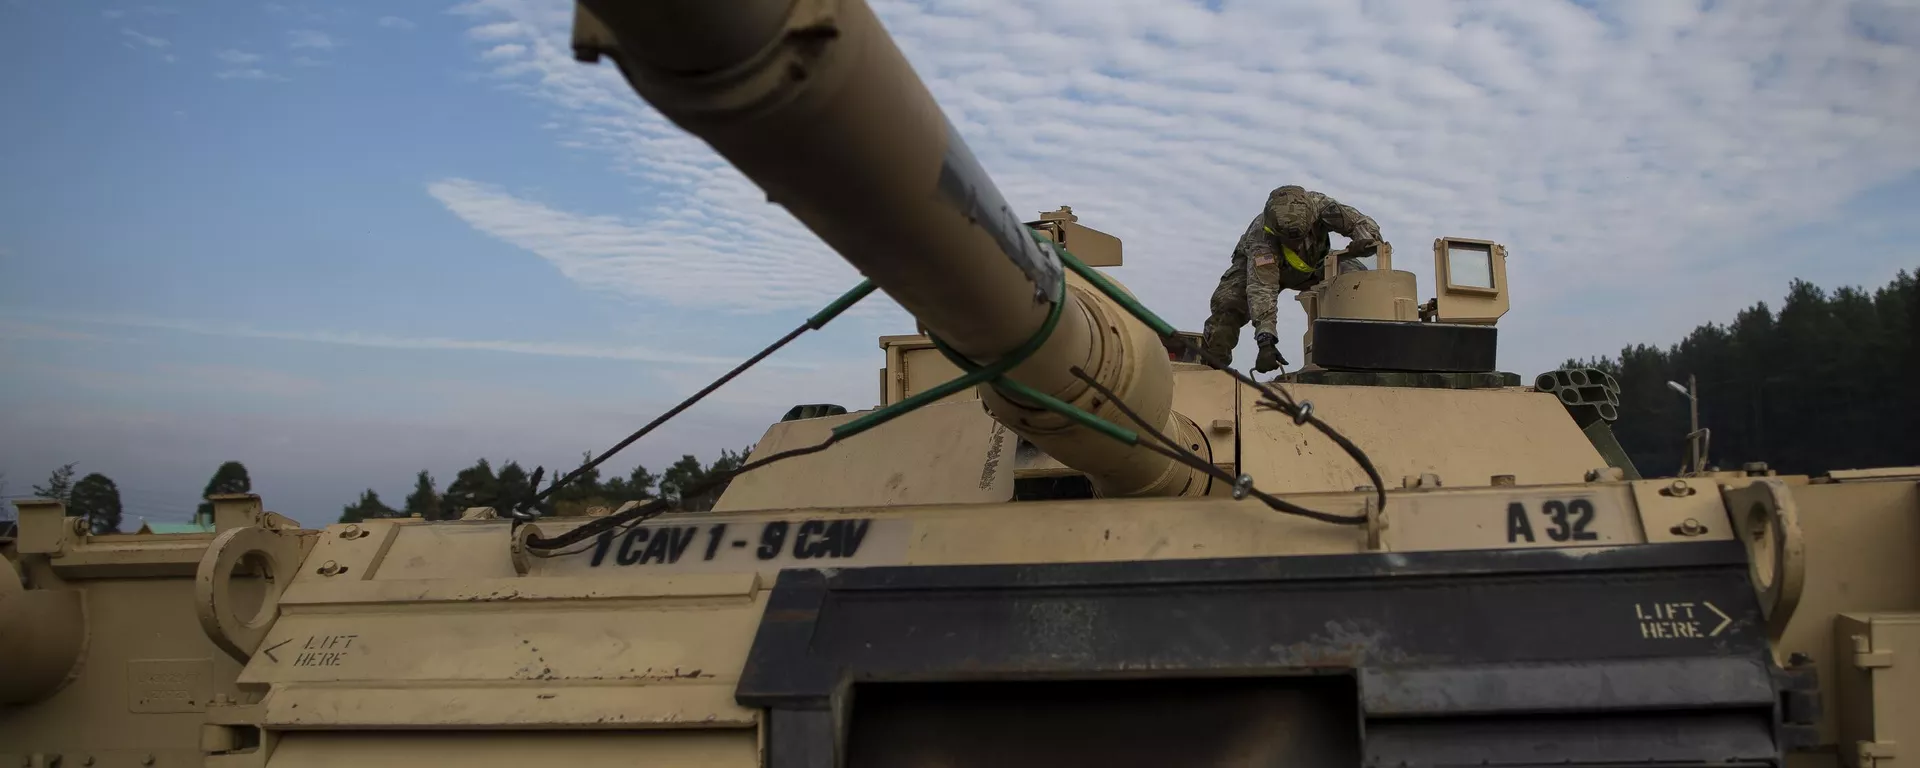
[6, 1, 1919, 765]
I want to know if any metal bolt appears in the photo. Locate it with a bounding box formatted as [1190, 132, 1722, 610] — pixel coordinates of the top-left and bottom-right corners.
[317, 560, 344, 576]
[1231, 474, 1254, 500]
[339, 524, 368, 539]
[1665, 479, 1693, 496]
[1670, 518, 1708, 537]
[142, 755, 155, 767]
[82, 757, 94, 767]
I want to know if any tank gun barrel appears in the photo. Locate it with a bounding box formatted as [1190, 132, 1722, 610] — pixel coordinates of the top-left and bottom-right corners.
[571, 0, 1209, 497]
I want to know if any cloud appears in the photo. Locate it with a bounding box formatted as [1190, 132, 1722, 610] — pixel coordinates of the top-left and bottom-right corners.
[440, 0, 1920, 377]
[378, 15, 416, 30]
[156, 363, 325, 397]
[216, 68, 289, 82]
[14, 360, 324, 399]
[5, 311, 810, 368]
[120, 27, 168, 48]
[264, 2, 345, 24]
[287, 29, 334, 50]
[216, 49, 261, 64]
[427, 178, 900, 319]
[102, 9, 126, 19]
[292, 56, 328, 67]
[0, 320, 100, 342]
[480, 42, 525, 60]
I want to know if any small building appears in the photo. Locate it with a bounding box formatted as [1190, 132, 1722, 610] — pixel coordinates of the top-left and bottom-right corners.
[135, 519, 214, 535]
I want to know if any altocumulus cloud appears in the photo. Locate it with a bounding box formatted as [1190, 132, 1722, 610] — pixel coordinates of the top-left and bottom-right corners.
[426, 179, 903, 319]
[435, 0, 1920, 372]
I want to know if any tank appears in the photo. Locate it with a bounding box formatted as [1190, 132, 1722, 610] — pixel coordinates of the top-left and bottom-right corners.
[6, 1, 1919, 765]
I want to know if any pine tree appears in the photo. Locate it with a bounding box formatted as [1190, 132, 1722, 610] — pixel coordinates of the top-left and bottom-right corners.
[69, 472, 123, 534]
[32, 462, 77, 504]
[195, 461, 252, 525]
[403, 470, 439, 519]
[1585, 266, 1920, 474]
[439, 459, 499, 520]
[339, 489, 398, 524]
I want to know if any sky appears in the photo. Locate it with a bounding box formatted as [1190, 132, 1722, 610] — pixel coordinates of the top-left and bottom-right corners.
[2, 0, 1918, 527]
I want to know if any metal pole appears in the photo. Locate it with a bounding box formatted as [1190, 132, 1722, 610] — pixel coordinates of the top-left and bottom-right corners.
[1687, 374, 1701, 474]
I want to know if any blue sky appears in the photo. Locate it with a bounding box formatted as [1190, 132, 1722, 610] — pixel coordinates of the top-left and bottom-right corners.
[3, 0, 1918, 526]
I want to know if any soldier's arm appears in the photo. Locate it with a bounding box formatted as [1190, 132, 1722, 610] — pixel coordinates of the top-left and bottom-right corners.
[1315, 194, 1382, 244]
[1238, 215, 1284, 342]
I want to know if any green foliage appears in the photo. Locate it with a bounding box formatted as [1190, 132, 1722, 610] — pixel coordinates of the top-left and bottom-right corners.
[602, 463, 658, 502]
[659, 446, 752, 512]
[195, 460, 253, 525]
[658, 454, 705, 504]
[69, 472, 123, 534]
[341, 446, 749, 522]
[403, 470, 439, 519]
[494, 461, 537, 517]
[33, 462, 78, 504]
[439, 458, 499, 520]
[547, 452, 604, 506]
[1581, 269, 1920, 476]
[339, 489, 399, 524]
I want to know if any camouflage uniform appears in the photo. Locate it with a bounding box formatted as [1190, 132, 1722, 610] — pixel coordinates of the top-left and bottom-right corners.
[1201, 185, 1382, 365]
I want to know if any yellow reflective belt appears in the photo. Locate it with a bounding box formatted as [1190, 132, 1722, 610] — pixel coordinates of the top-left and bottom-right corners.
[1264, 226, 1315, 273]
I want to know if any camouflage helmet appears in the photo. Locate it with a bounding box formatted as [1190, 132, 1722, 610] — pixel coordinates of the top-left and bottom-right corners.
[1262, 185, 1313, 247]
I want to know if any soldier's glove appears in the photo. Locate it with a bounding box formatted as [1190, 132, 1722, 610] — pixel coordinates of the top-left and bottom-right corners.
[1254, 333, 1287, 373]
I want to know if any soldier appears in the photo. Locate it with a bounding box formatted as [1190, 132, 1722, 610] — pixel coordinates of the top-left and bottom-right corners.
[1201, 185, 1382, 372]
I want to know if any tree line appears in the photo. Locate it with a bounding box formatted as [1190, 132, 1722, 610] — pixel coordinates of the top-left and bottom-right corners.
[1571, 268, 1919, 476]
[337, 447, 753, 523]
[0, 447, 754, 534]
[4, 460, 254, 535]
[8, 268, 1913, 533]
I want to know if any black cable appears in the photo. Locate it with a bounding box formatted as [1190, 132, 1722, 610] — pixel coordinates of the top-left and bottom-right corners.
[1068, 367, 1369, 526]
[511, 281, 877, 521]
[506, 243, 1387, 547]
[517, 323, 809, 519]
[524, 331, 1385, 546]
[1172, 337, 1389, 515]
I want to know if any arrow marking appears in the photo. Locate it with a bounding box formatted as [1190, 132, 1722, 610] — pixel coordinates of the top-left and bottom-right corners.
[1704, 601, 1732, 636]
[262, 638, 292, 663]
